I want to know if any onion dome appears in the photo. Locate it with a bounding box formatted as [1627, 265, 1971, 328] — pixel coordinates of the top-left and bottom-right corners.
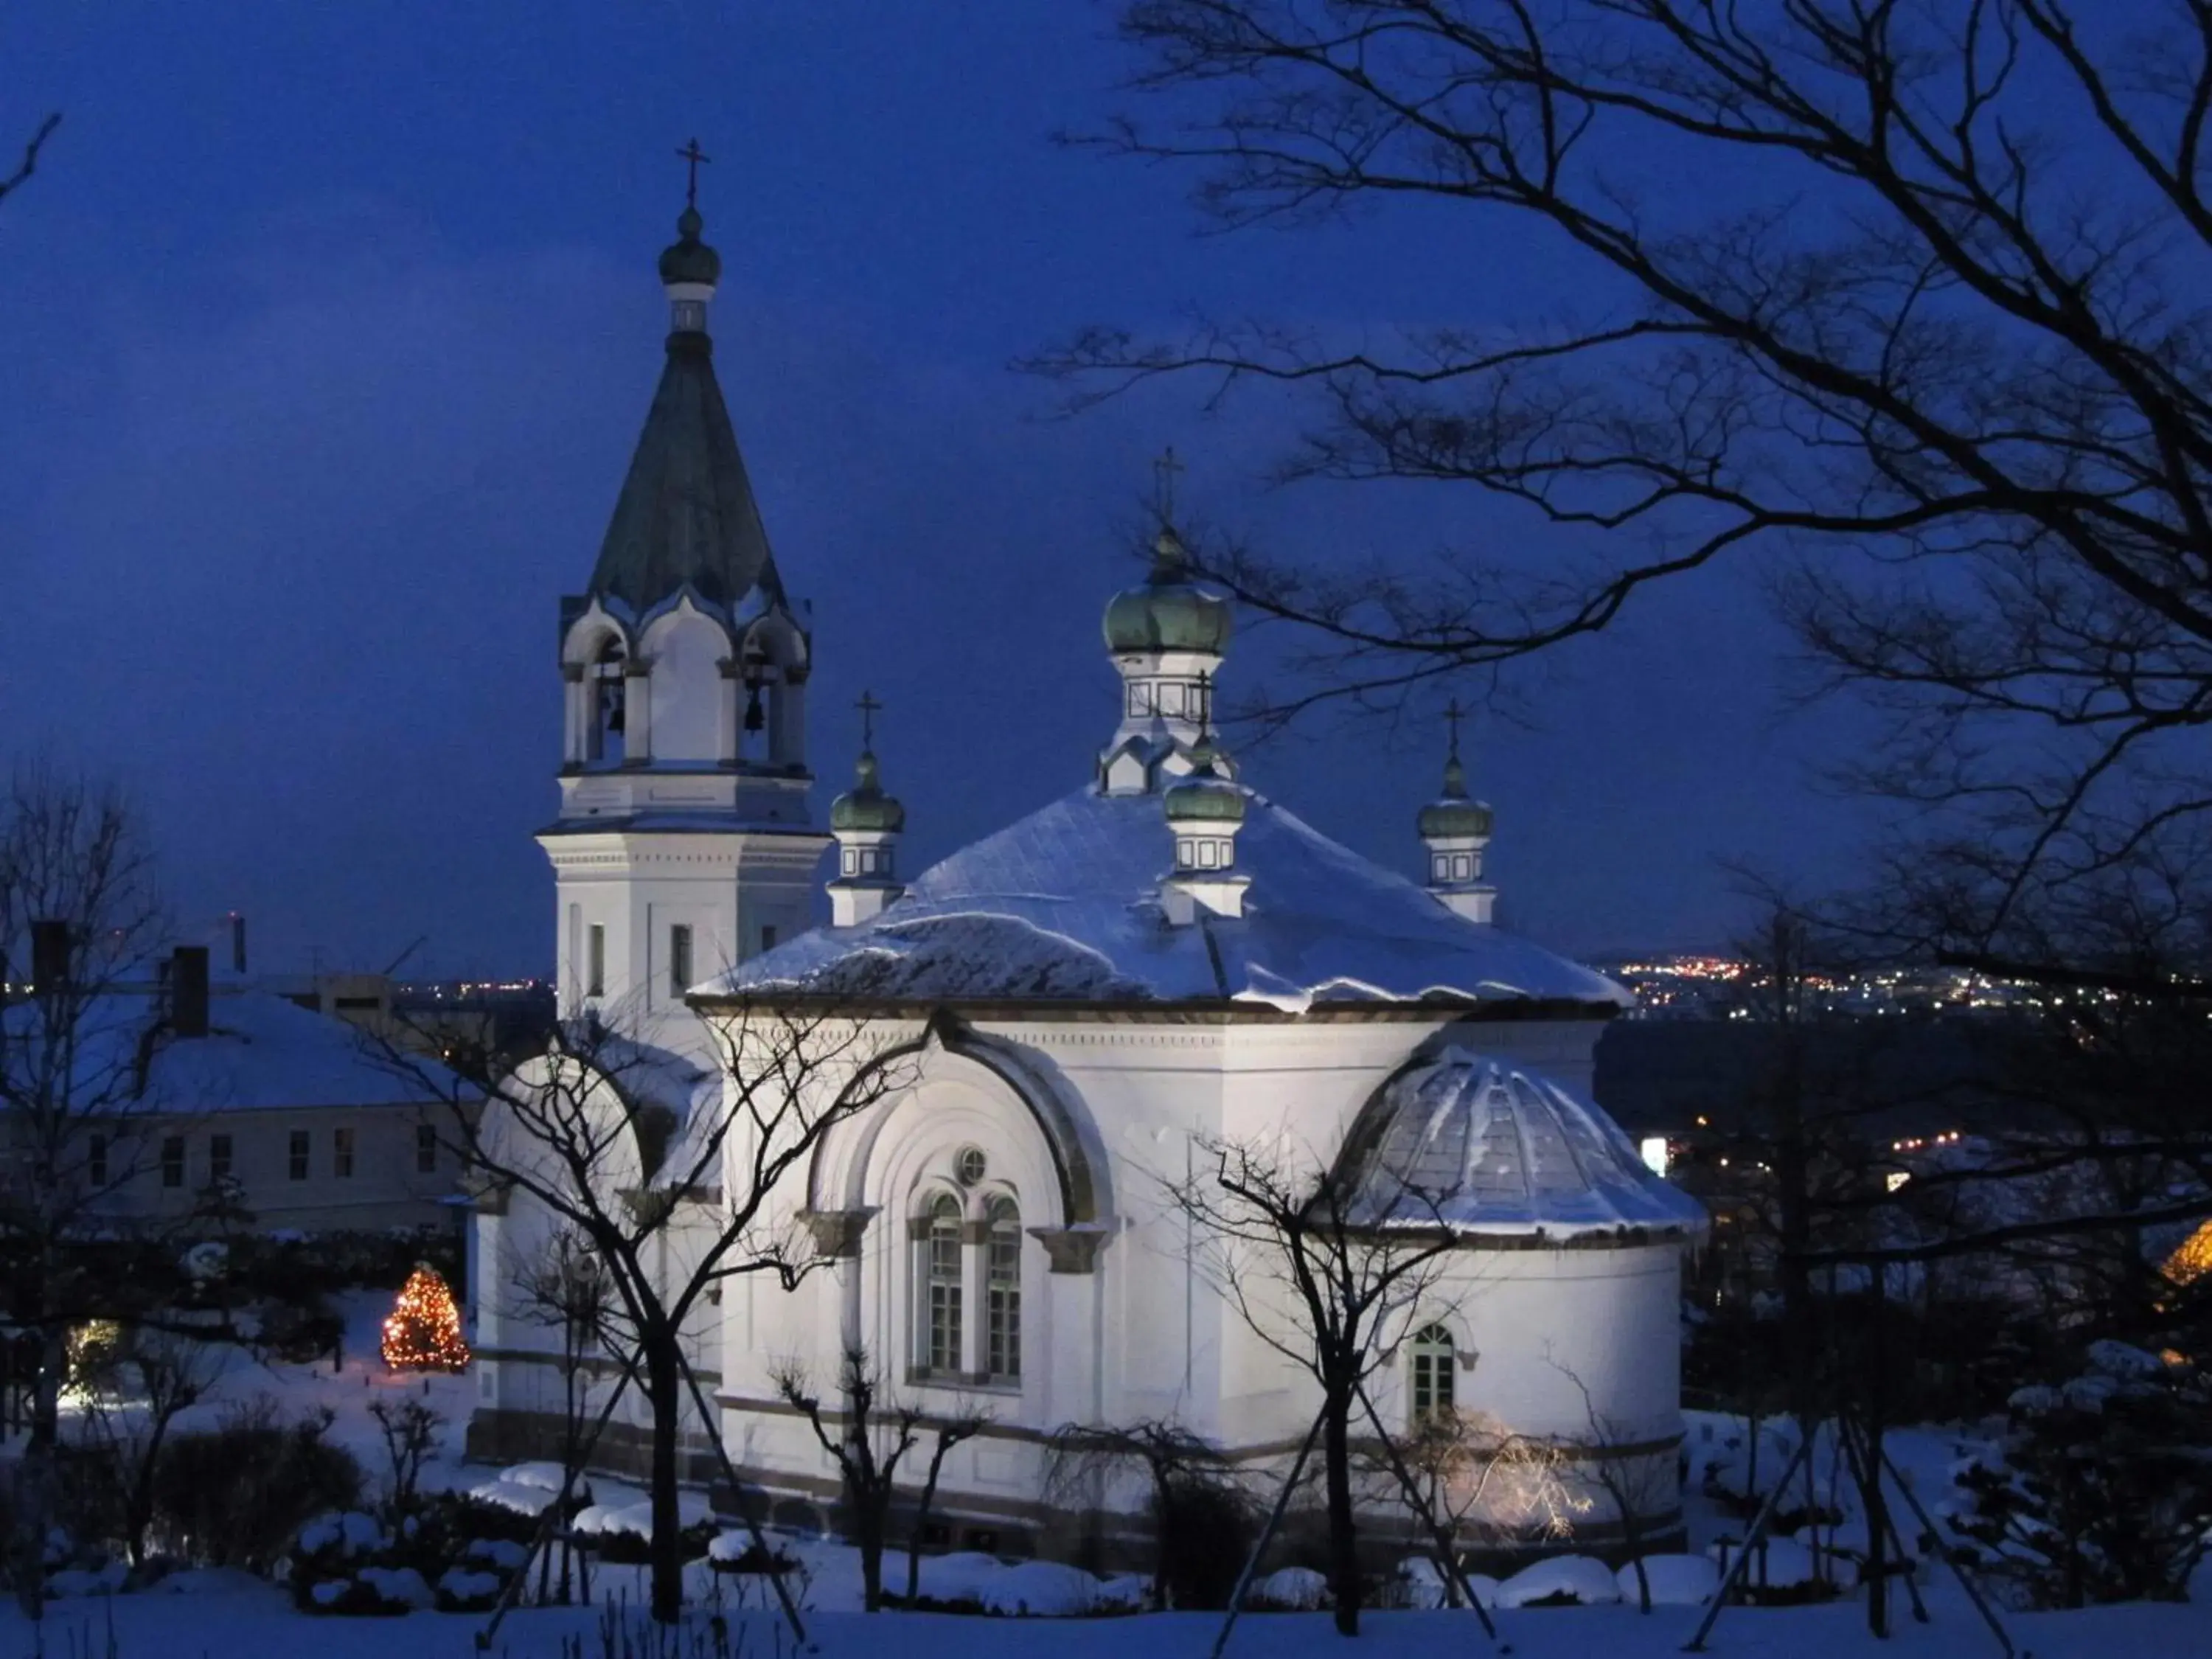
[1103, 527, 1234, 655]
[1338, 1048, 1707, 1239]
[1418, 751, 1494, 840]
[830, 751, 905, 834]
[658, 205, 723, 288]
[1163, 738, 1245, 824]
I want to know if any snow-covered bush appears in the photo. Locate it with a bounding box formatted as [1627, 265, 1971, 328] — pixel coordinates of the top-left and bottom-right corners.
[1495, 1555, 1621, 1608]
[1248, 1565, 1331, 1610]
[1947, 1345, 2212, 1608]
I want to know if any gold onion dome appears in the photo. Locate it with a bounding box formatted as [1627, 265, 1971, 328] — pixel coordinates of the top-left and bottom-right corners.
[1418, 754, 1494, 839]
[1103, 527, 1234, 655]
[1164, 737, 1246, 824]
[830, 751, 905, 834]
[658, 204, 723, 287]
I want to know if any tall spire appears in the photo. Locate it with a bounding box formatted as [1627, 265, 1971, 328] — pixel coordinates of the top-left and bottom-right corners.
[585, 154, 782, 615]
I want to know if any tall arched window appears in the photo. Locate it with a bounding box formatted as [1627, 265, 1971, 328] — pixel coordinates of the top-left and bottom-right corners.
[918, 1194, 963, 1374]
[984, 1197, 1022, 1382]
[1410, 1324, 1456, 1425]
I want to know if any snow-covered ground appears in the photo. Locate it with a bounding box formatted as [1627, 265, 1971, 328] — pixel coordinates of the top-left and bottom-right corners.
[9, 1299, 2208, 1658]
[7, 1584, 2207, 1659]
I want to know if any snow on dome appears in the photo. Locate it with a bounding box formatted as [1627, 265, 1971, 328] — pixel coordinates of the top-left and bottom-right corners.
[1339, 1046, 1706, 1239]
[706, 786, 1629, 1010]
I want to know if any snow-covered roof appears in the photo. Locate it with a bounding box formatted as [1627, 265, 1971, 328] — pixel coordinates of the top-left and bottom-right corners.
[705, 785, 1630, 1012]
[1339, 1046, 1707, 1239]
[4, 988, 465, 1113]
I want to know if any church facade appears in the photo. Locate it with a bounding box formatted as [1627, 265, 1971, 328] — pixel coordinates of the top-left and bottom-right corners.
[467, 197, 1706, 1565]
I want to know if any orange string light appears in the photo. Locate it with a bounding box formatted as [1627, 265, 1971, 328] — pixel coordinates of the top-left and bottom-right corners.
[381, 1263, 472, 1371]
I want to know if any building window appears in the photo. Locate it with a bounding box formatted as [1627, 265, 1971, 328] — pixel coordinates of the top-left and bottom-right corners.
[985, 1197, 1022, 1382]
[209, 1133, 233, 1184]
[416, 1123, 437, 1175]
[1410, 1324, 1456, 1426]
[759, 924, 778, 953]
[333, 1127, 355, 1179]
[161, 1135, 185, 1189]
[586, 925, 606, 998]
[668, 924, 693, 998]
[88, 1133, 108, 1188]
[289, 1130, 310, 1181]
[918, 1193, 963, 1374]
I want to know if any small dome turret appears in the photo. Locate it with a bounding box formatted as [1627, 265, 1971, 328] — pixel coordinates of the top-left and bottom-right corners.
[830, 749, 906, 834]
[1163, 738, 1246, 825]
[1102, 529, 1234, 655]
[1418, 754, 1495, 840]
[658, 204, 723, 288]
[827, 693, 906, 927]
[1419, 704, 1496, 924]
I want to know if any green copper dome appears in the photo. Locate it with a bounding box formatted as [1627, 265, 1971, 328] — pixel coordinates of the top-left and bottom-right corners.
[1164, 740, 1247, 824]
[1419, 757, 1494, 839]
[658, 206, 723, 288]
[831, 751, 906, 834]
[1103, 528, 1233, 655]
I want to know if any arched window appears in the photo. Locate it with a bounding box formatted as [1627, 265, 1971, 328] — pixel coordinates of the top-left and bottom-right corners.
[917, 1193, 963, 1374]
[1410, 1324, 1456, 1425]
[984, 1197, 1022, 1382]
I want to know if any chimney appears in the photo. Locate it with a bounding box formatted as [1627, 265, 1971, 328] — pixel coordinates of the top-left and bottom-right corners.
[230, 913, 248, 976]
[171, 945, 209, 1039]
[30, 920, 70, 997]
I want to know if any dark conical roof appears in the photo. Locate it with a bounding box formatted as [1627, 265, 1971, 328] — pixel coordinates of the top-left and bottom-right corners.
[588, 333, 782, 612]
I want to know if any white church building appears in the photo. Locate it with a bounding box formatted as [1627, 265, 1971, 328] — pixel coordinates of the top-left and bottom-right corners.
[467, 195, 1707, 1565]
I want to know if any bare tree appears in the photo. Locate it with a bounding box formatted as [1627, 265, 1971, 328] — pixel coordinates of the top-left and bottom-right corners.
[74, 1324, 221, 1569]
[1045, 0, 2212, 986]
[393, 998, 911, 1623]
[771, 1344, 989, 1611]
[507, 1225, 620, 1603]
[1169, 1130, 1460, 1635]
[0, 112, 58, 212]
[1380, 1405, 1583, 1597]
[1044, 1417, 1237, 1607]
[0, 768, 181, 1613]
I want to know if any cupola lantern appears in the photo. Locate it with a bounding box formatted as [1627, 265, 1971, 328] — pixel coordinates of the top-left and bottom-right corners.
[1419, 700, 1496, 925]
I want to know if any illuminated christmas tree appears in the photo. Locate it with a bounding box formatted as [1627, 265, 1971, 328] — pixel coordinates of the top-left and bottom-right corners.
[381, 1264, 471, 1371]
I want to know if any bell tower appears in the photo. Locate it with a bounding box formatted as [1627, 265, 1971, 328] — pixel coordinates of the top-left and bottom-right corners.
[540, 151, 829, 1051]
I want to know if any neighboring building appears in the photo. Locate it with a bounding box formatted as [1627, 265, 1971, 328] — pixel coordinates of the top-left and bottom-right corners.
[23, 947, 470, 1235]
[469, 192, 1705, 1565]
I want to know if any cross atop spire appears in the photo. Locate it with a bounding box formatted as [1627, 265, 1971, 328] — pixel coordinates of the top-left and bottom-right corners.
[856, 689, 882, 751]
[677, 137, 711, 208]
[1152, 445, 1186, 526]
[1444, 697, 1465, 763]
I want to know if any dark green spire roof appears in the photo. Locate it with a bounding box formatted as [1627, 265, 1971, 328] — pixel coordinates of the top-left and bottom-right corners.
[588, 210, 782, 613]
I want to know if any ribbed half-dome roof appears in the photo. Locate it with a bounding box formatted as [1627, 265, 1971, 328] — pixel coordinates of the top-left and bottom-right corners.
[1338, 1046, 1706, 1240]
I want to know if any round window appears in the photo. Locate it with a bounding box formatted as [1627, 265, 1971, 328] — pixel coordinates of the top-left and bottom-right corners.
[954, 1147, 989, 1187]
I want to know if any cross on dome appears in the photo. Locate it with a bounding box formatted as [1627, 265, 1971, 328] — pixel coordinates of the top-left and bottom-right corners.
[676, 137, 711, 208]
[1152, 445, 1186, 527]
[856, 688, 883, 751]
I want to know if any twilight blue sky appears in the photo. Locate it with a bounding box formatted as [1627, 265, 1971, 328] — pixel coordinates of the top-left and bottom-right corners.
[1, 4, 1884, 977]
